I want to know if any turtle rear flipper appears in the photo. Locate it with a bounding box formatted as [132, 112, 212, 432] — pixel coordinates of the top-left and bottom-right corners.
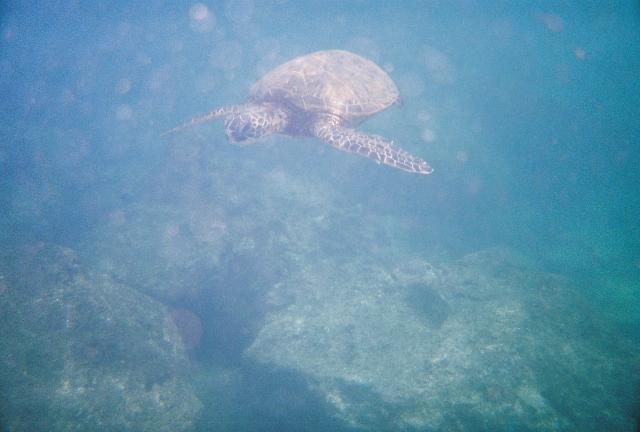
[161, 105, 241, 137]
[314, 123, 433, 175]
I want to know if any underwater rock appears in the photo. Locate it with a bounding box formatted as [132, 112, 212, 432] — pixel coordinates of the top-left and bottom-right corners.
[247, 248, 638, 431]
[0, 244, 202, 432]
[82, 203, 227, 302]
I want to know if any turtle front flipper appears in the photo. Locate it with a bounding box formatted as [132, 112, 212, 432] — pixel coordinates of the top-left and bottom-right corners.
[161, 105, 241, 136]
[313, 122, 433, 175]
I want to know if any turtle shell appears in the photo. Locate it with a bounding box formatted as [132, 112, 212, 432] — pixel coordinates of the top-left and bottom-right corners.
[250, 50, 399, 123]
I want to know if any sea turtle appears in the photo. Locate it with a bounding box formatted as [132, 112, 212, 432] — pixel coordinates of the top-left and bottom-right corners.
[163, 49, 433, 174]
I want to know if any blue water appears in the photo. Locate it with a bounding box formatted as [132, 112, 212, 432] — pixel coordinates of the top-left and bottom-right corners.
[1, 2, 639, 431]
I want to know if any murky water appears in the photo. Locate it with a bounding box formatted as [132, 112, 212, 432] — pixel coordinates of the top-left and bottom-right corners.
[1, 2, 639, 431]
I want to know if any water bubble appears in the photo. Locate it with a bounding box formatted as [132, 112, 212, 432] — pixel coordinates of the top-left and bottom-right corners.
[614, 149, 628, 164]
[115, 78, 132, 95]
[61, 88, 76, 106]
[116, 22, 132, 38]
[116, 104, 133, 120]
[256, 56, 283, 77]
[255, 37, 283, 76]
[345, 37, 380, 62]
[541, 13, 563, 33]
[467, 176, 482, 195]
[3, 27, 14, 41]
[148, 68, 170, 92]
[170, 39, 185, 53]
[421, 46, 455, 85]
[108, 209, 127, 226]
[456, 150, 469, 163]
[189, 3, 216, 33]
[208, 26, 227, 42]
[397, 71, 425, 99]
[136, 53, 152, 66]
[555, 63, 571, 83]
[163, 223, 181, 241]
[255, 37, 281, 59]
[416, 111, 431, 123]
[421, 128, 436, 143]
[225, 0, 255, 25]
[190, 3, 209, 21]
[194, 73, 219, 93]
[210, 40, 243, 71]
[58, 131, 91, 168]
[0, 60, 12, 84]
[189, 208, 227, 244]
[491, 18, 513, 40]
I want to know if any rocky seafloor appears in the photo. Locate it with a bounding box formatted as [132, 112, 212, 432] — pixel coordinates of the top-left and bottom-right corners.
[1, 142, 638, 431]
[0, 244, 201, 432]
[248, 248, 639, 430]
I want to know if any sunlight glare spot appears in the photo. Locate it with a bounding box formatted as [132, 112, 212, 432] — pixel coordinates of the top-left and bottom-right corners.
[255, 37, 282, 75]
[225, 0, 255, 25]
[397, 72, 425, 98]
[108, 209, 127, 226]
[210, 40, 243, 71]
[467, 176, 482, 195]
[190, 3, 209, 21]
[542, 13, 563, 33]
[116, 104, 133, 120]
[345, 37, 380, 63]
[417, 111, 431, 123]
[421, 128, 436, 143]
[189, 3, 216, 33]
[115, 78, 132, 95]
[421, 46, 455, 85]
[456, 150, 469, 163]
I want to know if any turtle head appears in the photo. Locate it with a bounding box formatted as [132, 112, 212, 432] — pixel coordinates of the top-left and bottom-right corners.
[224, 103, 287, 143]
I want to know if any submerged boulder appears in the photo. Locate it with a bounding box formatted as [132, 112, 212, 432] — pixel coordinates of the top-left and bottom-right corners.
[0, 243, 202, 432]
[247, 248, 638, 431]
[83, 203, 227, 302]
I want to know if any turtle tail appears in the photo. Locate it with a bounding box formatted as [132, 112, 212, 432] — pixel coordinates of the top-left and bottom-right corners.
[161, 106, 240, 137]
